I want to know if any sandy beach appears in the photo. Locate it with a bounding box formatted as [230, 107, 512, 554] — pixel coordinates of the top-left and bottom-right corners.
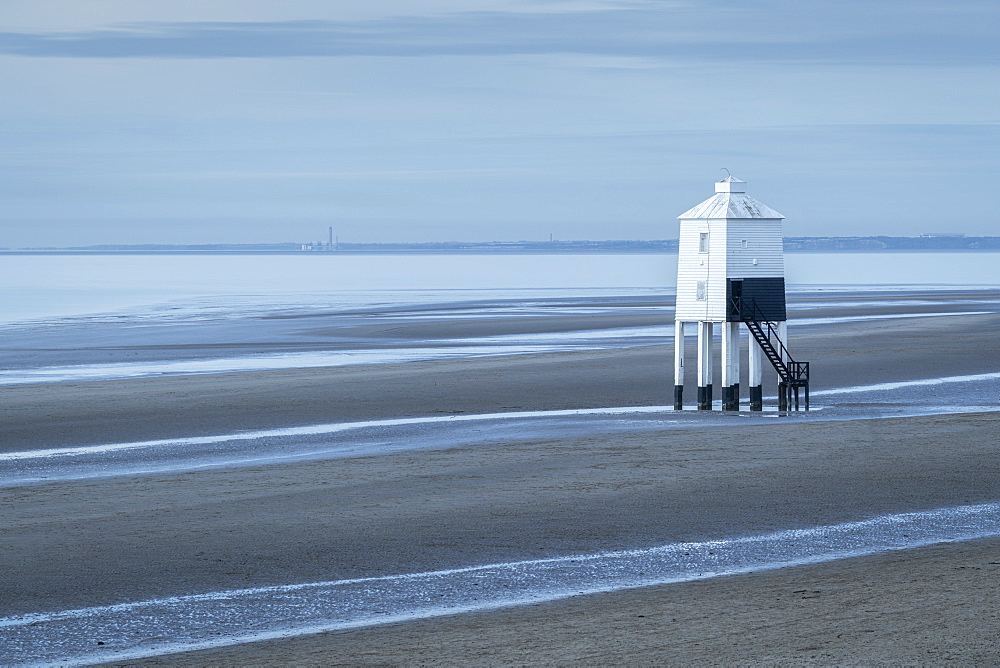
[2, 291, 1000, 664]
[122, 537, 1000, 666]
[2, 0, 998, 650]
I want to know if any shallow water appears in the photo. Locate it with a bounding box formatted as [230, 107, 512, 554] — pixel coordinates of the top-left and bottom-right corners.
[3, 371, 998, 487]
[3, 255, 999, 663]
[1, 252, 997, 388]
[0, 307, 994, 386]
[4, 502, 1000, 665]
[2, 252, 998, 325]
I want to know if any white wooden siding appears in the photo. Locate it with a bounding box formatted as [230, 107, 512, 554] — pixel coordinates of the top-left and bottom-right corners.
[675, 217, 785, 322]
[725, 220, 784, 278]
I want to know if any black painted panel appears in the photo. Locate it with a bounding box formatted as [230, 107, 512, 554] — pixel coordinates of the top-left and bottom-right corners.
[727, 277, 786, 321]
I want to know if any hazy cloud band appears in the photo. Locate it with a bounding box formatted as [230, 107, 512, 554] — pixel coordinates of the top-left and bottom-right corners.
[0, 9, 995, 64]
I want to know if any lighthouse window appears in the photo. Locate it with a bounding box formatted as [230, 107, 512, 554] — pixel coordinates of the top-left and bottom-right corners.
[699, 233, 709, 253]
[696, 281, 707, 301]
[741, 239, 749, 249]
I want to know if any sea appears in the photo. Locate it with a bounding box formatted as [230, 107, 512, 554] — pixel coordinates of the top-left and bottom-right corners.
[1, 251, 997, 385]
[3, 248, 999, 479]
[1, 251, 998, 325]
[3, 251, 1000, 664]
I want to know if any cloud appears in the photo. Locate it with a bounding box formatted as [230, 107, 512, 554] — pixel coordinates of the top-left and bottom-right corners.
[0, 2, 995, 65]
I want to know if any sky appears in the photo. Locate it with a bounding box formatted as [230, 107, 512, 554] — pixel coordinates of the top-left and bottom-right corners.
[0, 0, 998, 246]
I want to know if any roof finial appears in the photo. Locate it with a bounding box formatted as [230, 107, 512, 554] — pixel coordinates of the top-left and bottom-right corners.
[720, 167, 731, 180]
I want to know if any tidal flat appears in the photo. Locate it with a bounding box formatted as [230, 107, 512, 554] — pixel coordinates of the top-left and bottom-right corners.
[1, 288, 999, 664]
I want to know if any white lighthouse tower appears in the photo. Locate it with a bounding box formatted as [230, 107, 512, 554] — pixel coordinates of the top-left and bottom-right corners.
[673, 173, 809, 411]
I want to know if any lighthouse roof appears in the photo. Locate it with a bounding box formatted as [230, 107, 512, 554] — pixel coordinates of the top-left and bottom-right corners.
[677, 176, 784, 220]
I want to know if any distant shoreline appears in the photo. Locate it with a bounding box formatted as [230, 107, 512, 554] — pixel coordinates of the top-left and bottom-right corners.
[3, 248, 1000, 256]
[4, 236, 998, 254]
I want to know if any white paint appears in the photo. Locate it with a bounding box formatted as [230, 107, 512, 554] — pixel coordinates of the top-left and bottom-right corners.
[722, 321, 739, 389]
[778, 321, 788, 366]
[675, 176, 786, 324]
[673, 320, 685, 387]
[676, 176, 784, 219]
[725, 220, 784, 278]
[676, 219, 729, 321]
[697, 321, 713, 387]
[748, 326, 763, 388]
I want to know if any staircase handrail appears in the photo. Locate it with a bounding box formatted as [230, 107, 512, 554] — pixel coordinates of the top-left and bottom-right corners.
[732, 296, 809, 385]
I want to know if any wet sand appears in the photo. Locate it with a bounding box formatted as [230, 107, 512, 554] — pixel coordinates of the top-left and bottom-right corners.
[3, 297, 1000, 663]
[6, 409, 1000, 617]
[3, 309, 999, 451]
[121, 537, 1000, 666]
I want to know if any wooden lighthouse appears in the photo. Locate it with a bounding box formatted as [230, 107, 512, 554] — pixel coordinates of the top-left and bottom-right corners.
[673, 174, 809, 411]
